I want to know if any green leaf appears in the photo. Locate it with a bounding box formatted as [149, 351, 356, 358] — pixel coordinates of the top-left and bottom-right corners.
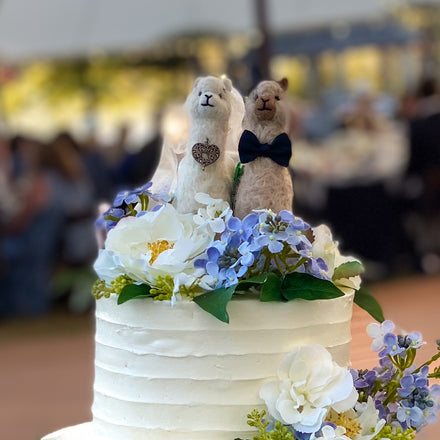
[260, 272, 284, 302]
[236, 272, 269, 291]
[117, 283, 152, 305]
[233, 161, 244, 181]
[354, 287, 385, 323]
[281, 272, 344, 301]
[333, 261, 365, 280]
[193, 285, 236, 323]
[231, 162, 244, 210]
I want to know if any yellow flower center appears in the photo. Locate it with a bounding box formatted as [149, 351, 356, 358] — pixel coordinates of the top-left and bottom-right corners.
[147, 240, 174, 264]
[327, 412, 361, 439]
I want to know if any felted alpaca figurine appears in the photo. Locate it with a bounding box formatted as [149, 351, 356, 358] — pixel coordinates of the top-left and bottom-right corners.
[174, 76, 236, 213]
[234, 78, 294, 218]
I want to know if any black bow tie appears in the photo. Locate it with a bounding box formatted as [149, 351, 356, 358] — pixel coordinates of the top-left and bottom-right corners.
[238, 130, 292, 167]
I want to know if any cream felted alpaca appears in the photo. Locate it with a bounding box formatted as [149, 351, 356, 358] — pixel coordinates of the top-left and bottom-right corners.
[234, 79, 294, 218]
[174, 76, 236, 213]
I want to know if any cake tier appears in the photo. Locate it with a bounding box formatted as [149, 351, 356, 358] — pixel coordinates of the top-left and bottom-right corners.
[91, 292, 354, 440]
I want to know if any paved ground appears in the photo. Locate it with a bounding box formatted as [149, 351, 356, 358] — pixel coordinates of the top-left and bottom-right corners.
[1, 275, 439, 440]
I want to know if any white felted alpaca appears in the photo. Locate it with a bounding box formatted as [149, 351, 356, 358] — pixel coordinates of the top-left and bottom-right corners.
[234, 79, 294, 218]
[174, 76, 236, 213]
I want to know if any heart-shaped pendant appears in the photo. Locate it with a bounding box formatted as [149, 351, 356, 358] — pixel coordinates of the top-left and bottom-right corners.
[192, 142, 220, 169]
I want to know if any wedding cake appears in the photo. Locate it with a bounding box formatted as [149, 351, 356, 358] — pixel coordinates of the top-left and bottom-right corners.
[44, 293, 355, 440]
[43, 76, 365, 440]
[42, 189, 362, 440]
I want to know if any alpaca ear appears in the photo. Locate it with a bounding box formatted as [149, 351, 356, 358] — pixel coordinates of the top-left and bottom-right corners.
[193, 77, 201, 88]
[278, 78, 288, 91]
[223, 77, 232, 92]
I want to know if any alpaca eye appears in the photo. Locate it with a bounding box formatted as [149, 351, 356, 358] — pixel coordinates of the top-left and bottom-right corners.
[254, 95, 258, 101]
[198, 91, 202, 96]
[219, 93, 223, 99]
[275, 96, 280, 101]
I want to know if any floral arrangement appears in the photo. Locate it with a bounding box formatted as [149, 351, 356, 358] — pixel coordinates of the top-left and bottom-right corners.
[244, 322, 440, 440]
[92, 182, 382, 322]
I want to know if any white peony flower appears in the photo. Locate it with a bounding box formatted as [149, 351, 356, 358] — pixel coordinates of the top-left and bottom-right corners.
[193, 192, 232, 234]
[94, 203, 215, 291]
[311, 225, 361, 294]
[260, 344, 358, 434]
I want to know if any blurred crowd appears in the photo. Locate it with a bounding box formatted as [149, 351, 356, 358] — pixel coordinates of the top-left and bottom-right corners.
[0, 127, 162, 318]
[291, 76, 440, 279]
[1, 75, 440, 319]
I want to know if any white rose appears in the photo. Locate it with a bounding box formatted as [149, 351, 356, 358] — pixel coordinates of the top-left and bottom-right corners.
[94, 203, 215, 290]
[311, 225, 361, 294]
[260, 344, 358, 434]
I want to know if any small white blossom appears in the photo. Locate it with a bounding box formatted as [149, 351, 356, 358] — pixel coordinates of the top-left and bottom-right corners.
[311, 225, 361, 294]
[193, 192, 232, 233]
[312, 425, 350, 440]
[366, 320, 395, 352]
[353, 397, 386, 440]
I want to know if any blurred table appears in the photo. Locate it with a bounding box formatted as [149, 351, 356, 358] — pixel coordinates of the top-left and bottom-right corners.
[1, 275, 439, 440]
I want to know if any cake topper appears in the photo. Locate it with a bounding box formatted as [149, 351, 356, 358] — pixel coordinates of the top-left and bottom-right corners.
[234, 78, 294, 218]
[174, 75, 236, 213]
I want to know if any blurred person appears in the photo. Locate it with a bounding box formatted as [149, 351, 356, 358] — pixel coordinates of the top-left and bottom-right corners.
[340, 92, 383, 133]
[0, 137, 55, 317]
[79, 133, 114, 202]
[403, 76, 440, 271]
[42, 132, 97, 267]
[0, 136, 17, 222]
[104, 124, 137, 190]
[407, 76, 440, 192]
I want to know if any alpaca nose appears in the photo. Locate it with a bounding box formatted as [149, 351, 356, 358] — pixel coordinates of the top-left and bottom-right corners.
[205, 94, 212, 101]
[261, 97, 270, 103]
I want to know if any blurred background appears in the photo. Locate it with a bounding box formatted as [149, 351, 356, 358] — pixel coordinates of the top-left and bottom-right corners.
[0, 1, 440, 439]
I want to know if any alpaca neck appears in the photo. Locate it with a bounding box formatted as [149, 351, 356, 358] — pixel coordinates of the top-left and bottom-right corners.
[244, 116, 285, 144]
[189, 118, 228, 154]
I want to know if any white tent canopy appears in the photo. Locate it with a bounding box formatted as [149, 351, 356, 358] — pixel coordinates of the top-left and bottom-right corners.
[0, 0, 398, 62]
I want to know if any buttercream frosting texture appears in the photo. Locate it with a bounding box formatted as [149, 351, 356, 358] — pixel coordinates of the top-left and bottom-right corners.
[90, 293, 354, 440]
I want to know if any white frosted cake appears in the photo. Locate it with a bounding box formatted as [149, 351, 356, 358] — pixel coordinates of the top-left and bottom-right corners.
[43, 291, 354, 440]
[43, 76, 365, 440]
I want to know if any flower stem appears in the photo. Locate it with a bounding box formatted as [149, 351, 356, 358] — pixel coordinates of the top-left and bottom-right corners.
[413, 350, 440, 374]
[288, 257, 309, 272]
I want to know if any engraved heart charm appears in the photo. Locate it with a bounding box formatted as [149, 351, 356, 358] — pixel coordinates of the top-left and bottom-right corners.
[192, 142, 220, 169]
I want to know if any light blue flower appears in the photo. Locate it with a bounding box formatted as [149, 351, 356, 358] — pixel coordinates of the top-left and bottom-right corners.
[100, 207, 125, 231]
[237, 241, 255, 268]
[279, 210, 310, 231]
[224, 268, 239, 287]
[256, 233, 285, 254]
[305, 257, 329, 280]
[113, 182, 152, 207]
[397, 404, 424, 428]
[379, 333, 405, 357]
